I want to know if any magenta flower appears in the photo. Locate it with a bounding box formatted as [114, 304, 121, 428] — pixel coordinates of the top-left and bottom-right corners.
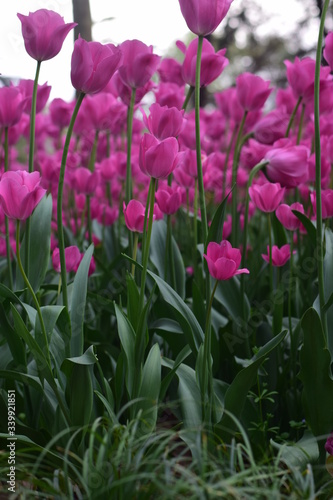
[264, 144, 310, 188]
[310, 189, 333, 219]
[178, 0, 233, 36]
[0, 87, 26, 128]
[17, 9, 76, 62]
[203, 240, 249, 280]
[141, 103, 184, 140]
[71, 36, 122, 95]
[49, 98, 75, 129]
[0, 170, 46, 220]
[284, 57, 330, 101]
[70, 167, 99, 196]
[324, 33, 333, 71]
[249, 182, 285, 213]
[18, 79, 51, 114]
[123, 200, 153, 233]
[275, 202, 305, 231]
[254, 109, 290, 145]
[178, 38, 228, 88]
[236, 72, 273, 112]
[139, 134, 179, 179]
[155, 184, 183, 215]
[261, 244, 293, 267]
[52, 246, 81, 273]
[118, 39, 161, 89]
[325, 433, 333, 456]
[157, 57, 184, 87]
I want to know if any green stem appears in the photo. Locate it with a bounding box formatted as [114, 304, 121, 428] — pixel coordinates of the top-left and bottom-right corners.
[88, 130, 99, 171]
[165, 214, 176, 289]
[296, 103, 305, 145]
[267, 213, 273, 293]
[193, 179, 199, 278]
[202, 279, 219, 424]
[222, 125, 237, 200]
[314, 0, 330, 344]
[57, 92, 85, 310]
[125, 88, 136, 205]
[3, 127, 13, 290]
[231, 111, 248, 247]
[182, 85, 195, 111]
[86, 195, 92, 244]
[25, 60, 41, 291]
[285, 96, 302, 138]
[16, 220, 50, 368]
[138, 177, 156, 312]
[131, 232, 139, 277]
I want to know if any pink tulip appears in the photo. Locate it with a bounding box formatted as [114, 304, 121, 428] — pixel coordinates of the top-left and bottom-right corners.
[154, 82, 186, 110]
[110, 71, 156, 106]
[52, 245, 81, 273]
[70, 167, 99, 195]
[275, 202, 305, 230]
[203, 240, 249, 280]
[49, 98, 75, 129]
[324, 32, 333, 71]
[17, 9, 76, 62]
[236, 72, 273, 112]
[254, 108, 290, 145]
[123, 200, 153, 233]
[155, 184, 183, 215]
[178, 0, 233, 36]
[157, 57, 184, 87]
[284, 57, 331, 101]
[139, 134, 179, 179]
[310, 190, 333, 219]
[264, 144, 310, 188]
[0, 87, 26, 128]
[18, 80, 51, 114]
[178, 38, 228, 88]
[71, 36, 122, 95]
[325, 433, 333, 456]
[118, 39, 161, 89]
[249, 182, 285, 213]
[141, 103, 184, 140]
[0, 170, 46, 220]
[262, 244, 292, 267]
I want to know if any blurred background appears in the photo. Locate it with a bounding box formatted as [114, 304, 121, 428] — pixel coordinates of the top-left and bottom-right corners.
[0, 0, 332, 101]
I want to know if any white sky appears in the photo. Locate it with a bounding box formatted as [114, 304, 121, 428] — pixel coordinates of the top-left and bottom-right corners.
[0, 0, 320, 101]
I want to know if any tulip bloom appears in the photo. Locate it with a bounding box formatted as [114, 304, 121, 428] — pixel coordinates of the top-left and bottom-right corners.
[0, 87, 26, 128]
[141, 103, 185, 140]
[262, 244, 293, 267]
[178, 38, 228, 88]
[18, 9, 76, 62]
[249, 182, 285, 213]
[18, 80, 51, 114]
[324, 32, 333, 71]
[264, 144, 310, 188]
[310, 190, 333, 219]
[284, 57, 331, 101]
[0, 170, 46, 220]
[118, 39, 161, 89]
[203, 240, 249, 280]
[123, 200, 152, 233]
[155, 184, 183, 215]
[236, 72, 273, 112]
[275, 202, 305, 231]
[139, 134, 179, 179]
[52, 246, 81, 273]
[71, 36, 122, 95]
[178, 0, 233, 36]
[325, 433, 333, 456]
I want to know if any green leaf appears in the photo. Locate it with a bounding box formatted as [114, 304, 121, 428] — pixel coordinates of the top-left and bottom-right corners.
[214, 277, 250, 323]
[61, 345, 98, 428]
[299, 307, 333, 438]
[270, 431, 319, 469]
[126, 272, 140, 331]
[114, 303, 136, 397]
[217, 329, 287, 439]
[150, 219, 185, 299]
[17, 195, 52, 292]
[0, 303, 26, 369]
[147, 269, 204, 356]
[160, 345, 192, 401]
[205, 189, 231, 251]
[70, 243, 94, 357]
[292, 209, 317, 246]
[137, 343, 161, 435]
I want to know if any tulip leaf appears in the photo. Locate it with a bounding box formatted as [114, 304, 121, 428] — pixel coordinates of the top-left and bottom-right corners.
[299, 307, 333, 438]
[0, 303, 26, 369]
[217, 329, 287, 439]
[270, 431, 319, 468]
[150, 219, 185, 299]
[70, 243, 94, 357]
[147, 269, 204, 355]
[136, 343, 161, 435]
[16, 194, 52, 292]
[114, 302, 136, 398]
[292, 209, 316, 246]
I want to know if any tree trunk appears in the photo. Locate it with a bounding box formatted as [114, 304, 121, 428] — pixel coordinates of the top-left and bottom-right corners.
[72, 0, 92, 42]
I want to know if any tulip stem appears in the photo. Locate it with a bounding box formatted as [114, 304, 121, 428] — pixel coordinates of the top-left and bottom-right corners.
[182, 85, 194, 111]
[231, 110, 248, 247]
[3, 127, 13, 290]
[314, 0, 330, 344]
[139, 177, 156, 312]
[285, 96, 302, 138]
[131, 232, 139, 277]
[16, 220, 50, 368]
[57, 91, 85, 311]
